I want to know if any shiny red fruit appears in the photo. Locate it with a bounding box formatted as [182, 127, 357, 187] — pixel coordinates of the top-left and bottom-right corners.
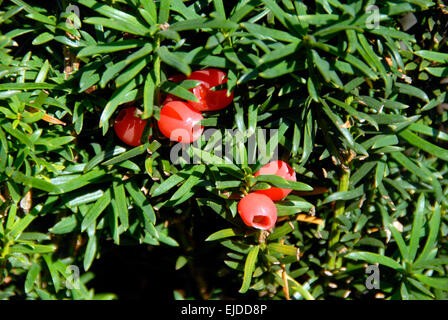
[187, 69, 234, 111]
[114, 107, 150, 147]
[168, 74, 187, 82]
[163, 74, 187, 104]
[254, 160, 297, 201]
[158, 101, 204, 143]
[238, 193, 277, 230]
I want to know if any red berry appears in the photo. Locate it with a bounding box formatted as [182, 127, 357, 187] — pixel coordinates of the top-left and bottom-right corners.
[157, 101, 204, 143]
[114, 107, 150, 147]
[254, 160, 297, 201]
[163, 70, 234, 111]
[238, 193, 277, 230]
[163, 94, 177, 104]
[168, 74, 187, 82]
[163, 74, 187, 104]
[187, 69, 234, 111]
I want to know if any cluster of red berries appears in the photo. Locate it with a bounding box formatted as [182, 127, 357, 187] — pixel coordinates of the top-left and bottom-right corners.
[113, 70, 295, 232]
[238, 160, 297, 231]
[113, 68, 233, 146]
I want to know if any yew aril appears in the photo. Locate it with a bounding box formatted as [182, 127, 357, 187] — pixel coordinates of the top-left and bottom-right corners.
[187, 68, 234, 111]
[254, 160, 297, 201]
[163, 69, 234, 111]
[237, 193, 278, 230]
[163, 74, 188, 104]
[114, 107, 150, 147]
[157, 101, 204, 143]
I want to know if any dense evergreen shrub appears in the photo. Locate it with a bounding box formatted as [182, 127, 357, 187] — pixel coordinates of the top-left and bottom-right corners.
[0, 0, 447, 300]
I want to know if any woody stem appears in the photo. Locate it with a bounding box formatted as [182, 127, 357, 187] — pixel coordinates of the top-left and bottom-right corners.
[328, 168, 351, 270]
